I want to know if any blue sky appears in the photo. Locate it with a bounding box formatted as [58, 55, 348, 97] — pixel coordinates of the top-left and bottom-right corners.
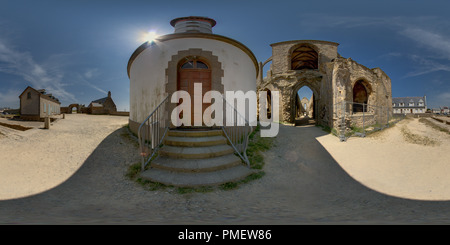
[0, 0, 449, 110]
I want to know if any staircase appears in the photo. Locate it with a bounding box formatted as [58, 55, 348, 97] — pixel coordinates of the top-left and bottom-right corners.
[139, 128, 254, 187]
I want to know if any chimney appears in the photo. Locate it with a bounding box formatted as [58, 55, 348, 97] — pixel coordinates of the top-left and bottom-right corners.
[108, 91, 111, 98]
[170, 16, 216, 34]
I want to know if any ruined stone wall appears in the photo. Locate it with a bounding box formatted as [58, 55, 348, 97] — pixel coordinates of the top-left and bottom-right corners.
[259, 40, 392, 131]
[330, 58, 392, 129]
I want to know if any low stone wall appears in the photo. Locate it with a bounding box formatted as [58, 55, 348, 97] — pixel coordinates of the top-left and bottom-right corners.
[431, 116, 450, 125]
[111, 111, 130, 116]
[347, 113, 376, 128]
[20, 115, 41, 121]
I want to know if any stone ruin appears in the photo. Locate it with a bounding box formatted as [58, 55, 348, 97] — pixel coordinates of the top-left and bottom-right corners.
[257, 40, 392, 130]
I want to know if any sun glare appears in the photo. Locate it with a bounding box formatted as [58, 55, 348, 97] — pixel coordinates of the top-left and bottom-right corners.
[140, 30, 159, 43]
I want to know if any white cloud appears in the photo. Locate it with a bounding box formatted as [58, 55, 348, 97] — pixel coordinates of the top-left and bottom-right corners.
[399, 27, 450, 60]
[0, 38, 76, 103]
[401, 55, 450, 78]
[84, 68, 99, 79]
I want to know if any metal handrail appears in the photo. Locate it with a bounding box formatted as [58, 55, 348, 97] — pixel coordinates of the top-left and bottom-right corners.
[137, 93, 253, 169]
[221, 95, 253, 167]
[138, 95, 170, 171]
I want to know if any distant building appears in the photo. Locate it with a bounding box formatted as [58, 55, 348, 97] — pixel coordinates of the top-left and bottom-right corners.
[19, 86, 61, 121]
[88, 91, 117, 114]
[441, 106, 449, 115]
[392, 96, 427, 114]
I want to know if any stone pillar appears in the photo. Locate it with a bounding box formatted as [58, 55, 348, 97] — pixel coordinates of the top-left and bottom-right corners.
[44, 116, 50, 129]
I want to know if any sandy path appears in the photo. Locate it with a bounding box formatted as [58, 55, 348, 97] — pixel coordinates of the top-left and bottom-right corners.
[1, 116, 450, 224]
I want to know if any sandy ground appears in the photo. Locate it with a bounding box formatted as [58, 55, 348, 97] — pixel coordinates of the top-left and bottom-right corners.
[0, 114, 129, 200]
[1, 114, 450, 224]
[317, 117, 450, 201]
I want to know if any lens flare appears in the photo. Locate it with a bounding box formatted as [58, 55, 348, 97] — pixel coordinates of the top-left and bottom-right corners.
[139, 30, 159, 43]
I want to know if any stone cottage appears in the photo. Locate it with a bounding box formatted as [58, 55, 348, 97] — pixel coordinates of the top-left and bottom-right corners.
[88, 91, 117, 114]
[19, 86, 61, 121]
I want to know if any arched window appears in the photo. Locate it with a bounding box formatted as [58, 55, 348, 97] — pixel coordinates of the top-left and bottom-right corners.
[291, 45, 318, 70]
[353, 80, 368, 112]
[180, 59, 209, 69]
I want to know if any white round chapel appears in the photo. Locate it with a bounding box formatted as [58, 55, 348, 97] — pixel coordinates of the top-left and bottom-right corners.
[127, 16, 258, 133]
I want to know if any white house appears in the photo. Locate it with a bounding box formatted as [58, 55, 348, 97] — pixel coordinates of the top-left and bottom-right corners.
[392, 96, 427, 114]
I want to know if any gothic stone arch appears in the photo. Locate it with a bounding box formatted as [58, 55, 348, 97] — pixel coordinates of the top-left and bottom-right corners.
[289, 79, 321, 123]
[67, 104, 81, 114]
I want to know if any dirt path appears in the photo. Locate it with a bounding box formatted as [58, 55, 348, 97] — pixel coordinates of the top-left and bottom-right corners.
[1, 116, 450, 224]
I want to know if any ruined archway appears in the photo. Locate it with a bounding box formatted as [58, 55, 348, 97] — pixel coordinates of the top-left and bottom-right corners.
[290, 82, 319, 125]
[68, 104, 81, 114]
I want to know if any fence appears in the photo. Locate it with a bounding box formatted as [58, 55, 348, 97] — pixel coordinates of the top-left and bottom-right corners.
[333, 101, 404, 142]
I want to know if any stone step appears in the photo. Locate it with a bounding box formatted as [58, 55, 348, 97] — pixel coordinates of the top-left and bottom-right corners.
[164, 135, 227, 147]
[159, 144, 234, 159]
[151, 154, 242, 173]
[139, 165, 254, 187]
[167, 129, 223, 137]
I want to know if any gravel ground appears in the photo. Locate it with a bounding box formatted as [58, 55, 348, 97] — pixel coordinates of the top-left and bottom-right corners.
[1, 114, 450, 224]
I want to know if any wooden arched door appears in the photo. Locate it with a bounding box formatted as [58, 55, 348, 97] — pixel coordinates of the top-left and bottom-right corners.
[177, 57, 212, 126]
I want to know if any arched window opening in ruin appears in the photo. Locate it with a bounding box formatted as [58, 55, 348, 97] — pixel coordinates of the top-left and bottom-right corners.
[291, 45, 318, 70]
[295, 86, 315, 125]
[353, 80, 369, 113]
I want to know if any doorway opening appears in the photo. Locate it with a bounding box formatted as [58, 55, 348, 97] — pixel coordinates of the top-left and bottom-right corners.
[177, 56, 212, 128]
[295, 86, 315, 126]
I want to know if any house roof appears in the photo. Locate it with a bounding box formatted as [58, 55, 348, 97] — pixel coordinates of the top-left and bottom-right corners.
[92, 97, 108, 104]
[392, 96, 426, 108]
[19, 86, 61, 104]
[393, 96, 425, 103]
[90, 102, 103, 107]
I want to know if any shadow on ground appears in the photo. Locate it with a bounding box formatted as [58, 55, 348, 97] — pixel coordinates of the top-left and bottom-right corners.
[1, 125, 450, 224]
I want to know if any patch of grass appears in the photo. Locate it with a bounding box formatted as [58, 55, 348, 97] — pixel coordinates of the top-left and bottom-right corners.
[419, 118, 450, 135]
[246, 125, 275, 170]
[219, 182, 239, 190]
[126, 162, 171, 191]
[316, 124, 338, 136]
[125, 162, 141, 179]
[175, 186, 215, 194]
[400, 125, 439, 146]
